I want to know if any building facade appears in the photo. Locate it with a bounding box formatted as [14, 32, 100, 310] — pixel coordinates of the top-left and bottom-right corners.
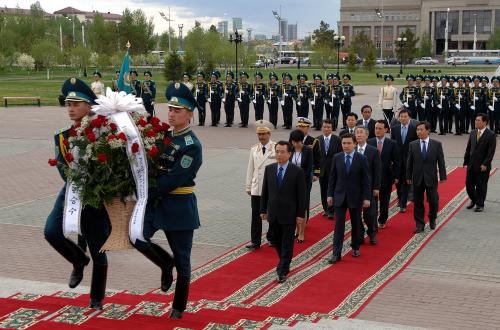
[218, 20, 229, 38]
[338, 0, 500, 56]
[232, 17, 243, 30]
[53, 7, 122, 23]
[280, 19, 288, 41]
[288, 24, 298, 41]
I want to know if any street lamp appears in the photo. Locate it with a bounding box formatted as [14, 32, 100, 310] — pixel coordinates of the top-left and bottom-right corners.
[396, 37, 407, 75]
[159, 8, 174, 53]
[444, 8, 450, 60]
[64, 16, 75, 47]
[333, 35, 345, 76]
[229, 29, 243, 83]
[375, 6, 384, 68]
[178, 24, 184, 52]
[272, 10, 282, 67]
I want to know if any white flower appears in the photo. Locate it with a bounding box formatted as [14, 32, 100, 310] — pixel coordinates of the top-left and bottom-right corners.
[92, 88, 146, 116]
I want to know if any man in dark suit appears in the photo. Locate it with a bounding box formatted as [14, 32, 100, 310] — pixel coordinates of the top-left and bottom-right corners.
[356, 105, 376, 139]
[339, 112, 358, 137]
[316, 119, 342, 218]
[464, 113, 497, 212]
[355, 126, 381, 244]
[261, 141, 306, 283]
[390, 109, 418, 212]
[407, 121, 447, 233]
[327, 134, 371, 263]
[368, 120, 400, 228]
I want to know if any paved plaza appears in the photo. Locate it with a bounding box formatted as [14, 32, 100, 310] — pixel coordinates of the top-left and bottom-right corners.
[1, 84, 499, 329]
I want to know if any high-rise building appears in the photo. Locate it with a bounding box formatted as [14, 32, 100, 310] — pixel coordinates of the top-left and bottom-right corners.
[217, 20, 229, 38]
[254, 34, 267, 41]
[271, 34, 281, 42]
[280, 19, 288, 41]
[287, 24, 298, 41]
[232, 17, 243, 30]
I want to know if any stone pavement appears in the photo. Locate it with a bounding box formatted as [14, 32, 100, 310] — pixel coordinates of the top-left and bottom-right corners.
[0, 84, 499, 329]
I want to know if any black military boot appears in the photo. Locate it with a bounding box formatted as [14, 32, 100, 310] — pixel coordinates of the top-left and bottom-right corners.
[137, 243, 175, 292]
[48, 239, 89, 288]
[170, 275, 190, 319]
[89, 264, 108, 310]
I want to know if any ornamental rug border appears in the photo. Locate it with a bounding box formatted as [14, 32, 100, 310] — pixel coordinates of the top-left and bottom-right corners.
[0, 308, 47, 330]
[330, 186, 466, 317]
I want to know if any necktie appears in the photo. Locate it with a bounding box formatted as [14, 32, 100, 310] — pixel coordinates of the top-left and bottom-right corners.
[345, 154, 352, 174]
[476, 130, 481, 142]
[349, 128, 353, 134]
[401, 126, 407, 144]
[262, 145, 266, 155]
[358, 147, 364, 154]
[277, 166, 284, 188]
[377, 140, 383, 153]
[364, 120, 368, 127]
[324, 137, 330, 154]
[421, 140, 427, 160]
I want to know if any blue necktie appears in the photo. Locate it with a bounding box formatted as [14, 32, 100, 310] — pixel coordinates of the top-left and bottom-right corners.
[401, 125, 407, 144]
[345, 154, 351, 174]
[421, 140, 427, 160]
[324, 137, 330, 154]
[277, 166, 284, 188]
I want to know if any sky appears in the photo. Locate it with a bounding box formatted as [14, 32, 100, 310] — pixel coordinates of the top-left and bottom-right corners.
[2, 0, 340, 39]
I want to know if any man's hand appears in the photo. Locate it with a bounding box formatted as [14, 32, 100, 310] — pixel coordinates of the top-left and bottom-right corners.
[312, 175, 319, 182]
[480, 165, 487, 172]
[246, 190, 251, 196]
[373, 189, 379, 198]
[296, 217, 305, 225]
[260, 213, 268, 221]
[363, 200, 371, 208]
[407, 179, 412, 185]
[327, 197, 333, 206]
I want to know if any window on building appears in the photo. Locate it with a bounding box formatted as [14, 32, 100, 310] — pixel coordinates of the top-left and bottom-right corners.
[397, 26, 416, 35]
[496, 10, 500, 28]
[384, 26, 393, 37]
[353, 26, 371, 36]
[462, 10, 492, 34]
[376, 41, 381, 48]
[385, 41, 393, 49]
[435, 11, 459, 38]
[374, 27, 381, 38]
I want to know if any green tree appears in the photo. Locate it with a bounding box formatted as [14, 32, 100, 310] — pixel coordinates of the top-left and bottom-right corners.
[351, 32, 372, 59]
[363, 44, 376, 72]
[163, 52, 183, 82]
[118, 9, 157, 55]
[31, 39, 60, 69]
[146, 53, 160, 67]
[346, 46, 358, 72]
[395, 28, 419, 64]
[418, 32, 432, 57]
[97, 54, 111, 69]
[159, 28, 179, 51]
[183, 51, 198, 75]
[311, 21, 335, 49]
[488, 27, 500, 49]
[70, 45, 91, 70]
[86, 13, 118, 55]
[0, 53, 7, 70]
[311, 46, 334, 69]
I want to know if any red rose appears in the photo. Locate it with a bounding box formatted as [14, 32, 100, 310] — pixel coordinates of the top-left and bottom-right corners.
[153, 125, 161, 133]
[107, 134, 116, 141]
[109, 123, 118, 131]
[48, 158, 58, 166]
[146, 130, 156, 138]
[117, 132, 127, 141]
[131, 142, 139, 153]
[84, 127, 92, 134]
[87, 132, 96, 142]
[138, 118, 148, 127]
[97, 153, 107, 163]
[161, 122, 170, 132]
[62, 139, 69, 147]
[69, 128, 77, 137]
[163, 137, 172, 145]
[150, 117, 161, 127]
[148, 145, 159, 158]
[90, 118, 102, 128]
[65, 153, 74, 162]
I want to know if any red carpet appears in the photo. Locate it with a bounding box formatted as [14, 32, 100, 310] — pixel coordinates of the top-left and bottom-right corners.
[0, 167, 485, 329]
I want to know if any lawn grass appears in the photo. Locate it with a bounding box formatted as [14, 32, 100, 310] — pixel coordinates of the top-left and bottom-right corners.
[0, 65, 497, 106]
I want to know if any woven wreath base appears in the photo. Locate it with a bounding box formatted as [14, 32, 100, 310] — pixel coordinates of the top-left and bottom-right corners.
[101, 197, 135, 252]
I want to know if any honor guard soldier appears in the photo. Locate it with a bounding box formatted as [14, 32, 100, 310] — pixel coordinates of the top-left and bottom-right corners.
[91, 71, 105, 96]
[208, 71, 223, 126]
[134, 82, 202, 319]
[420, 75, 435, 123]
[311, 73, 326, 131]
[379, 74, 398, 123]
[182, 72, 195, 92]
[415, 74, 423, 89]
[436, 75, 452, 135]
[245, 120, 276, 250]
[281, 72, 296, 129]
[45, 78, 111, 309]
[340, 73, 355, 129]
[237, 71, 253, 128]
[194, 71, 208, 126]
[296, 73, 312, 118]
[129, 70, 142, 97]
[324, 74, 334, 122]
[488, 76, 500, 134]
[111, 70, 120, 92]
[470, 76, 487, 125]
[223, 71, 238, 127]
[400, 74, 420, 119]
[447, 76, 457, 133]
[253, 71, 267, 121]
[464, 76, 473, 133]
[327, 74, 343, 130]
[141, 70, 156, 119]
[267, 72, 281, 129]
[453, 76, 469, 135]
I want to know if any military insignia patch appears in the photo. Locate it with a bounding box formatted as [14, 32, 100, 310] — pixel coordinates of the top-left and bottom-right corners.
[172, 97, 179, 103]
[184, 135, 193, 146]
[69, 92, 76, 97]
[180, 155, 193, 168]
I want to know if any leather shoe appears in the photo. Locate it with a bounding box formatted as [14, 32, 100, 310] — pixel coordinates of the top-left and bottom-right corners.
[245, 243, 260, 250]
[429, 220, 436, 230]
[466, 202, 475, 209]
[378, 223, 386, 229]
[161, 261, 174, 292]
[414, 228, 424, 234]
[89, 298, 103, 310]
[69, 256, 90, 288]
[474, 206, 484, 212]
[268, 242, 275, 247]
[369, 236, 377, 245]
[277, 275, 287, 283]
[399, 207, 406, 213]
[327, 213, 334, 219]
[352, 249, 360, 257]
[328, 255, 341, 264]
[169, 309, 183, 319]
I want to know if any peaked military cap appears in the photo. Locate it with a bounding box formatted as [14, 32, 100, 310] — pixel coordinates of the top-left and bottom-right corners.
[93, 71, 102, 78]
[282, 72, 292, 80]
[332, 73, 340, 80]
[457, 76, 465, 81]
[296, 117, 313, 127]
[406, 74, 415, 81]
[297, 73, 308, 81]
[481, 76, 489, 83]
[491, 76, 499, 82]
[62, 77, 98, 105]
[196, 70, 205, 78]
[254, 119, 273, 133]
[254, 71, 263, 79]
[226, 71, 234, 79]
[165, 82, 198, 112]
[449, 75, 455, 81]
[211, 70, 220, 78]
[440, 75, 449, 81]
[384, 74, 394, 81]
[130, 70, 138, 76]
[326, 73, 334, 80]
[239, 71, 249, 78]
[182, 72, 192, 79]
[415, 74, 423, 80]
[144, 70, 152, 77]
[423, 75, 431, 81]
[472, 75, 480, 81]
[269, 72, 278, 80]
[313, 73, 322, 80]
[343, 73, 351, 80]
[465, 76, 471, 81]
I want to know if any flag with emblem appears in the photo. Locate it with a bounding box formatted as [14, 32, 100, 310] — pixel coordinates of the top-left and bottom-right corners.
[117, 42, 131, 94]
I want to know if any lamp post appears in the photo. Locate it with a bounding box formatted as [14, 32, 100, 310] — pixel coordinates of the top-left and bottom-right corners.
[64, 16, 75, 47]
[178, 24, 184, 52]
[272, 10, 282, 67]
[375, 6, 384, 68]
[159, 8, 174, 53]
[333, 35, 345, 76]
[473, 13, 477, 55]
[229, 29, 243, 83]
[396, 36, 407, 74]
[444, 8, 450, 60]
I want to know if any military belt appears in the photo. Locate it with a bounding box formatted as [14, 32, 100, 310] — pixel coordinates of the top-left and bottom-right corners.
[169, 186, 195, 194]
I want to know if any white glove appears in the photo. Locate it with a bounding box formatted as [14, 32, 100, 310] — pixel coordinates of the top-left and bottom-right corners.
[297, 101, 302, 106]
[475, 96, 479, 101]
[255, 91, 260, 95]
[237, 98, 242, 102]
[267, 99, 271, 104]
[332, 94, 336, 99]
[311, 100, 315, 106]
[488, 105, 494, 111]
[341, 100, 344, 105]
[151, 101, 155, 106]
[455, 104, 461, 110]
[458, 94, 462, 99]
[314, 92, 318, 97]
[420, 103, 425, 109]
[252, 100, 257, 104]
[328, 102, 333, 107]
[494, 96, 498, 102]
[280, 100, 285, 106]
[210, 90, 214, 94]
[404, 102, 409, 108]
[441, 94, 445, 99]
[424, 95, 429, 100]
[284, 92, 288, 97]
[222, 98, 226, 103]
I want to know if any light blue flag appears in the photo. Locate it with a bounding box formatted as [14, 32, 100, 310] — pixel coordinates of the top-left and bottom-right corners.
[117, 48, 131, 94]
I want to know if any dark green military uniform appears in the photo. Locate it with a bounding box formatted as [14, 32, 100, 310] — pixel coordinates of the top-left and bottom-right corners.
[399, 75, 420, 119]
[237, 71, 253, 128]
[208, 71, 223, 126]
[453, 77, 469, 135]
[340, 73, 355, 129]
[253, 71, 267, 121]
[141, 70, 156, 118]
[296, 73, 312, 118]
[223, 71, 238, 127]
[129, 70, 142, 97]
[436, 76, 452, 135]
[267, 72, 281, 129]
[281, 72, 296, 129]
[311, 74, 326, 131]
[420, 76, 435, 124]
[489, 76, 500, 134]
[194, 71, 209, 126]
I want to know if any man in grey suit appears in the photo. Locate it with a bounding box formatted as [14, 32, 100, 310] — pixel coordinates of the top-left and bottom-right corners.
[406, 121, 447, 233]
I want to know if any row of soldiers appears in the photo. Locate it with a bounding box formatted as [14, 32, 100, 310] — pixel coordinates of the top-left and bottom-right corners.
[400, 74, 500, 135]
[186, 71, 355, 131]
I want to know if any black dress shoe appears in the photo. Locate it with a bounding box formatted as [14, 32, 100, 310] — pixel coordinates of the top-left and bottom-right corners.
[69, 256, 90, 288]
[277, 275, 287, 283]
[327, 213, 334, 219]
[245, 243, 260, 250]
[466, 202, 475, 209]
[169, 309, 183, 319]
[328, 255, 341, 264]
[268, 242, 275, 247]
[89, 298, 103, 310]
[352, 249, 360, 257]
[414, 228, 424, 234]
[369, 236, 378, 245]
[399, 207, 407, 213]
[474, 206, 484, 212]
[322, 212, 328, 217]
[429, 220, 436, 230]
[161, 262, 174, 292]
